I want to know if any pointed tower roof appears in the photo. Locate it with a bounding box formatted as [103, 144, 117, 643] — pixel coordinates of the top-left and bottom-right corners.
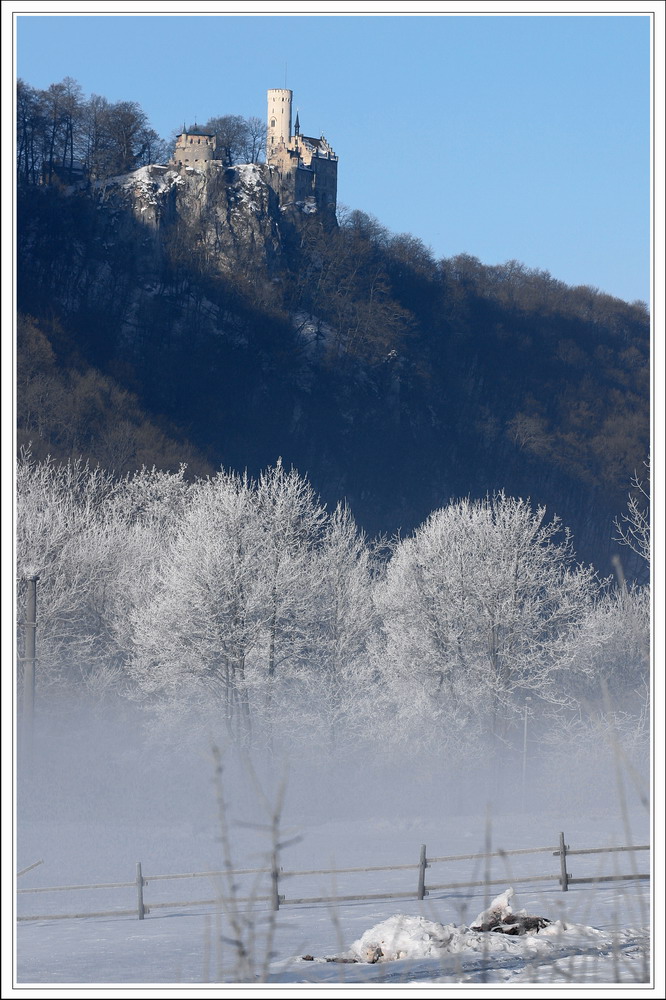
[294, 111, 300, 136]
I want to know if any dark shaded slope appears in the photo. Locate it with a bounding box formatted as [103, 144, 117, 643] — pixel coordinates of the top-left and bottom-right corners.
[17, 181, 649, 576]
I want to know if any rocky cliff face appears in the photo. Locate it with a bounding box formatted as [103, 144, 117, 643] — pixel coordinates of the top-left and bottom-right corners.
[99, 161, 288, 276]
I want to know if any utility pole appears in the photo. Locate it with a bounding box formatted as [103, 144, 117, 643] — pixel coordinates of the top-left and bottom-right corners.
[22, 575, 38, 767]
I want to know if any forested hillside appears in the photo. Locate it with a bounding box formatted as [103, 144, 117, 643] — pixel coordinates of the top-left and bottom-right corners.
[16, 78, 650, 579]
[15, 76, 651, 772]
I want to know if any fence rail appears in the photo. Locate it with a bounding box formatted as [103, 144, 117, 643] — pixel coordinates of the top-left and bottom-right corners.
[17, 831, 650, 922]
[19, 880, 136, 894]
[143, 867, 272, 882]
[428, 846, 556, 863]
[17, 860, 43, 879]
[552, 836, 650, 891]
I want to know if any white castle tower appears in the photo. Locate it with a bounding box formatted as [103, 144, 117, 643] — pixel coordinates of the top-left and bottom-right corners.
[266, 87, 338, 216]
[267, 88, 293, 155]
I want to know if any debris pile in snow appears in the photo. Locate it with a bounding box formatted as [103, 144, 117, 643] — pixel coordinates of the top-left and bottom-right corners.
[470, 887, 550, 935]
[301, 888, 613, 966]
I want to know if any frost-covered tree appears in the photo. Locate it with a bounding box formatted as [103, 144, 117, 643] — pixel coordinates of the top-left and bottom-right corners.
[129, 471, 267, 739]
[16, 453, 119, 691]
[315, 504, 377, 682]
[375, 493, 604, 740]
[16, 453, 189, 698]
[614, 459, 650, 570]
[566, 582, 650, 709]
[20, 453, 637, 756]
[254, 460, 327, 684]
[292, 503, 378, 748]
[104, 465, 190, 667]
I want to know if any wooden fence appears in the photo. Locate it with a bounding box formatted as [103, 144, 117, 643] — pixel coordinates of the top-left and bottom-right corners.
[16, 832, 650, 922]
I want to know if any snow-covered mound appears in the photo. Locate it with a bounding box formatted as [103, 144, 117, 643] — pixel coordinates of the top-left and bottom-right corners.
[350, 914, 458, 962]
[345, 889, 610, 964]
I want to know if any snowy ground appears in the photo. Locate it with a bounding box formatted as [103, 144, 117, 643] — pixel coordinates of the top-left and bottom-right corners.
[12, 711, 653, 989]
[16, 883, 650, 987]
[16, 803, 651, 987]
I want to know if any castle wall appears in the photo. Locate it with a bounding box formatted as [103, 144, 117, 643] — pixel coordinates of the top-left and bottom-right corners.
[312, 156, 337, 211]
[268, 144, 298, 174]
[173, 132, 217, 166]
[293, 166, 315, 205]
[267, 151, 337, 214]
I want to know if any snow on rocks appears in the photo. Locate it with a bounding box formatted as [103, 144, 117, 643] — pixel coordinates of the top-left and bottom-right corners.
[230, 163, 265, 213]
[234, 163, 262, 188]
[98, 164, 184, 198]
[116, 164, 184, 199]
[92, 164, 188, 227]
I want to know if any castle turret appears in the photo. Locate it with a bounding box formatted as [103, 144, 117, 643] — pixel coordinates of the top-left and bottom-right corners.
[267, 88, 293, 155]
[173, 126, 217, 166]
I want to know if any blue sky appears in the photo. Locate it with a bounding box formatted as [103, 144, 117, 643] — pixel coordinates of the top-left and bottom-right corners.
[14, 12, 652, 304]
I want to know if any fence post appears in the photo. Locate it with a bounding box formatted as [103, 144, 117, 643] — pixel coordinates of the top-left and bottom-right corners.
[558, 832, 569, 892]
[271, 853, 280, 911]
[417, 844, 428, 900]
[136, 862, 145, 919]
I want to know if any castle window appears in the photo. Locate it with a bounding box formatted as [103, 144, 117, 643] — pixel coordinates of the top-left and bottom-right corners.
[271, 118, 276, 127]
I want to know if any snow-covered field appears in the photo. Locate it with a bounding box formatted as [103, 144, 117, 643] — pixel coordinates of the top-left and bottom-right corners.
[9, 714, 652, 989]
[16, 880, 650, 987]
[12, 706, 653, 989]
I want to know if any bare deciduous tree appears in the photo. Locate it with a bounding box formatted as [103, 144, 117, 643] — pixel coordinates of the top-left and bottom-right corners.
[614, 459, 650, 568]
[204, 115, 248, 166]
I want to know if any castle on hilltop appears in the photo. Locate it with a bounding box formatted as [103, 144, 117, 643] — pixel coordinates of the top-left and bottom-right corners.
[265, 88, 338, 215]
[171, 89, 338, 216]
[172, 126, 218, 166]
